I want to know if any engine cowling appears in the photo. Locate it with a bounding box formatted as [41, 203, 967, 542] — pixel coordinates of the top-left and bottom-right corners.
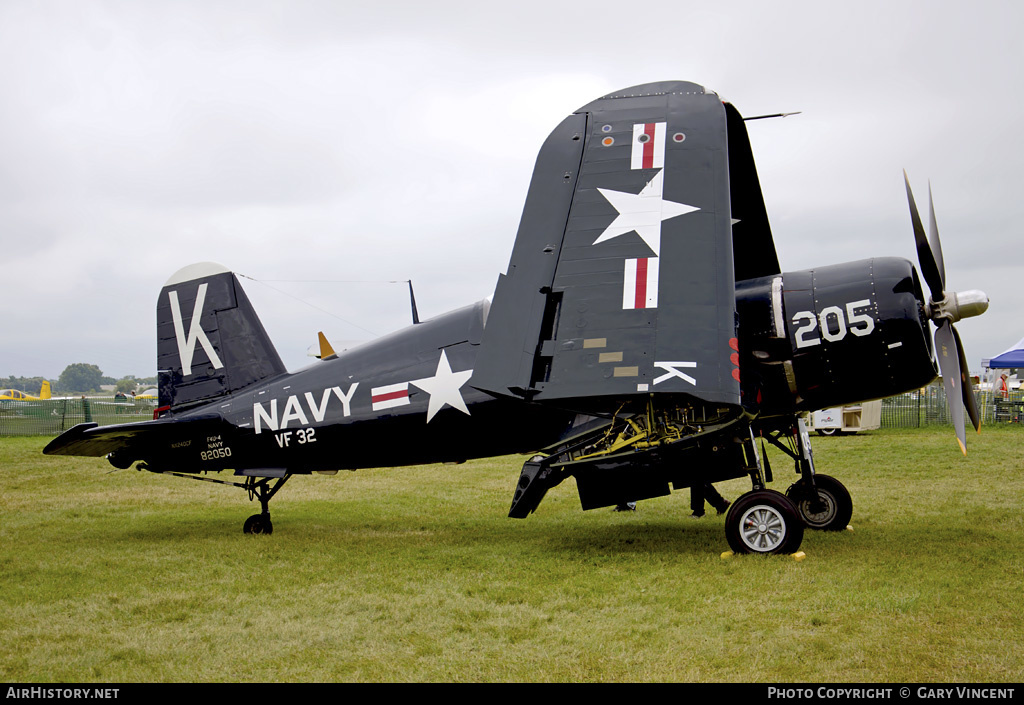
[736, 257, 937, 415]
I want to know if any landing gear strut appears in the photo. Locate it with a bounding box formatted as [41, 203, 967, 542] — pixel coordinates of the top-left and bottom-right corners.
[759, 417, 854, 532]
[161, 470, 292, 535]
[240, 475, 290, 535]
[724, 426, 805, 554]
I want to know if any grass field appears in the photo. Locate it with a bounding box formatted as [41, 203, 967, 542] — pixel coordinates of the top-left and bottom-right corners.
[1, 427, 1022, 683]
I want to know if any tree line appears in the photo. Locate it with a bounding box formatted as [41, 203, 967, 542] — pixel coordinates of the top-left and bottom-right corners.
[3, 365, 157, 396]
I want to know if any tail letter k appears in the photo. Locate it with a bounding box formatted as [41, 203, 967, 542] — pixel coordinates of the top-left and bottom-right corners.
[169, 284, 225, 376]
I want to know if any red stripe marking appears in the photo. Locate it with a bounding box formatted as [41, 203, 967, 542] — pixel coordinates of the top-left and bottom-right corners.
[372, 389, 408, 403]
[642, 123, 656, 169]
[635, 258, 648, 308]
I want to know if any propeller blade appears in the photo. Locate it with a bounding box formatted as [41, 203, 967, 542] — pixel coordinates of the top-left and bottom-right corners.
[928, 182, 946, 294]
[904, 170, 945, 300]
[951, 323, 981, 432]
[934, 320, 967, 455]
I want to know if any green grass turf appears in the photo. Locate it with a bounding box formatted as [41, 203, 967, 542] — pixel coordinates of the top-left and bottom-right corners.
[1, 426, 1022, 682]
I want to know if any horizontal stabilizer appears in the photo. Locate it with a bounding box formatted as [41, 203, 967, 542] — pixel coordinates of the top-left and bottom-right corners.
[43, 415, 228, 458]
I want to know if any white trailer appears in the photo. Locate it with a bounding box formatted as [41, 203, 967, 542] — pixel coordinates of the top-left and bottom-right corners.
[807, 400, 882, 436]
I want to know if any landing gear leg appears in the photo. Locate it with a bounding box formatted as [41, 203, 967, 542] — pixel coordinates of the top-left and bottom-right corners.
[242, 475, 291, 535]
[761, 417, 825, 509]
[761, 417, 853, 531]
[742, 426, 770, 491]
[161, 470, 292, 534]
[723, 426, 806, 555]
[794, 417, 817, 481]
[787, 417, 843, 526]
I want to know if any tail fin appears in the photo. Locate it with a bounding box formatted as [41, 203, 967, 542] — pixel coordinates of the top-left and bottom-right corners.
[39, 380, 51, 400]
[157, 263, 286, 411]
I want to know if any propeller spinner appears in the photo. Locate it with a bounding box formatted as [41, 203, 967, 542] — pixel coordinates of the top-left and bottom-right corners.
[904, 171, 989, 454]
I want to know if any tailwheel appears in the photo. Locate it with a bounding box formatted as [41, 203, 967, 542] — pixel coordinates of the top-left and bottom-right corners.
[725, 489, 804, 555]
[243, 513, 273, 535]
[786, 474, 852, 531]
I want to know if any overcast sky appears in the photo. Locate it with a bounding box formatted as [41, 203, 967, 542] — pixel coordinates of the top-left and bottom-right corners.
[2, 0, 1021, 382]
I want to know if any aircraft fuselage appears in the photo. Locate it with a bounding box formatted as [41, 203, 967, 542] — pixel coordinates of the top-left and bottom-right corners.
[149, 300, 579, 475]
[150, 254, 937, 479]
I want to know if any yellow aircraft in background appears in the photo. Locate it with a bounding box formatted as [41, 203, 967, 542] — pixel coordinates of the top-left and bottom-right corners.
[0, 381, 51, 401]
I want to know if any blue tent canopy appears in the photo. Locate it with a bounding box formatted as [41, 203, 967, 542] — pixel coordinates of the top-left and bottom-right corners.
[989, 337, 1024, 368]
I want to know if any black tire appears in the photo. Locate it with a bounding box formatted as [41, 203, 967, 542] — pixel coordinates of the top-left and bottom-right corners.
[106, 451, 134, 470]
[724, 490, 804, 555]
[816, 428, 840, 437]
[243, 513, 273, 535]
[786, 474, 852, 531]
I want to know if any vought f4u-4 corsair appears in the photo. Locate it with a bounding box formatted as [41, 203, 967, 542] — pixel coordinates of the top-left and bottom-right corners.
[44, 81, 989, 554]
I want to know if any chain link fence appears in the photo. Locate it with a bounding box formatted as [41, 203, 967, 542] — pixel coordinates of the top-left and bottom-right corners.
[0, 397, 159, 436]
[880, 384, 1022, 428]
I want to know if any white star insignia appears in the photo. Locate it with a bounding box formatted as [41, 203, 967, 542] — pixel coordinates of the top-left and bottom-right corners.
[593, 170, 700, 256]
[409, 349, 474, 423]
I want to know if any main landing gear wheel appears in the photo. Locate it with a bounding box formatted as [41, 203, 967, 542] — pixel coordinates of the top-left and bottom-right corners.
[243, 513, 273, 535]
[725, 490, 804, 555]
[786, 474, 852, 531]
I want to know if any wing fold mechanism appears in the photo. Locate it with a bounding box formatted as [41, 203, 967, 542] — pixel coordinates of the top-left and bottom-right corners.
[510, 402, 751, 517]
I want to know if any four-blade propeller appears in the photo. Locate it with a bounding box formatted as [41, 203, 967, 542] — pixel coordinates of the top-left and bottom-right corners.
[904, 171, 989, 454]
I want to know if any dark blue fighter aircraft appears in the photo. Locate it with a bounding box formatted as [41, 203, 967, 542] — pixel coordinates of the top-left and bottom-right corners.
[44, 81, 989, 554]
